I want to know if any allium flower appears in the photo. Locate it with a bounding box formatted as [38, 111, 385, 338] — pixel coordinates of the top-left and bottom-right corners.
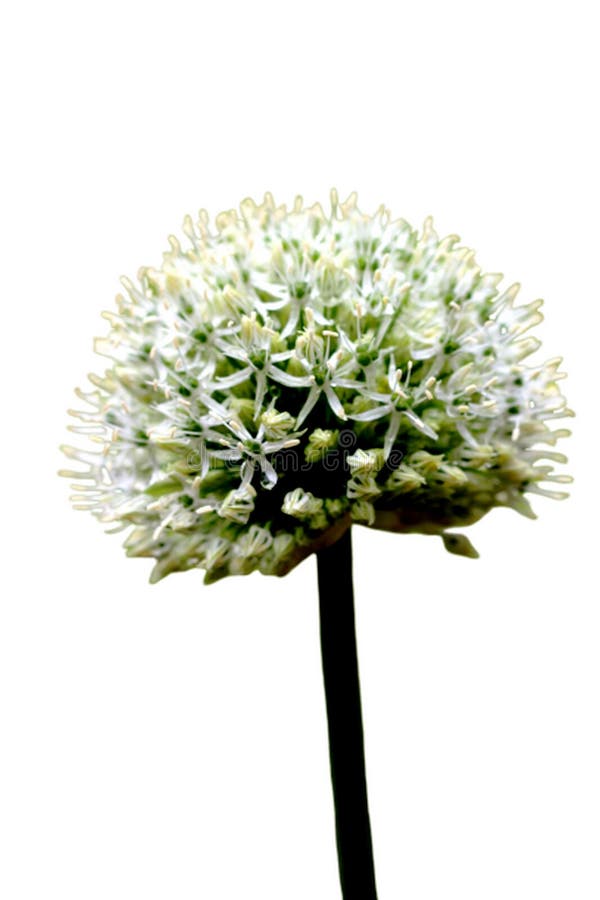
[60, 191, 574, 900]
[61, 190, 572, 583]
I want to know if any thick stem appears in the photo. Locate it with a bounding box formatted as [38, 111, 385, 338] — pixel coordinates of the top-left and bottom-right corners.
[317, 527, 378, 900]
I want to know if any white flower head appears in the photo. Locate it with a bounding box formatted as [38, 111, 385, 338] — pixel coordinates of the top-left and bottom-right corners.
[61, 190, 572, 582]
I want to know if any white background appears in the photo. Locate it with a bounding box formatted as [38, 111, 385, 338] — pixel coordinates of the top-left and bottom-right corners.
[1, 2, 598, 898]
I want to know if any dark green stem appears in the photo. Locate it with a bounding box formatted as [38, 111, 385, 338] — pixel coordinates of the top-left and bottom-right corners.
[317, 527, 378, 900]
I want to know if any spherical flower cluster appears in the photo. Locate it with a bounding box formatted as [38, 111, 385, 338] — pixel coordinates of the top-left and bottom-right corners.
[61, 191, 572, 582]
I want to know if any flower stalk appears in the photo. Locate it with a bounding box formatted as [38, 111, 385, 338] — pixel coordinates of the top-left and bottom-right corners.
[317, 527, 378, 900]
